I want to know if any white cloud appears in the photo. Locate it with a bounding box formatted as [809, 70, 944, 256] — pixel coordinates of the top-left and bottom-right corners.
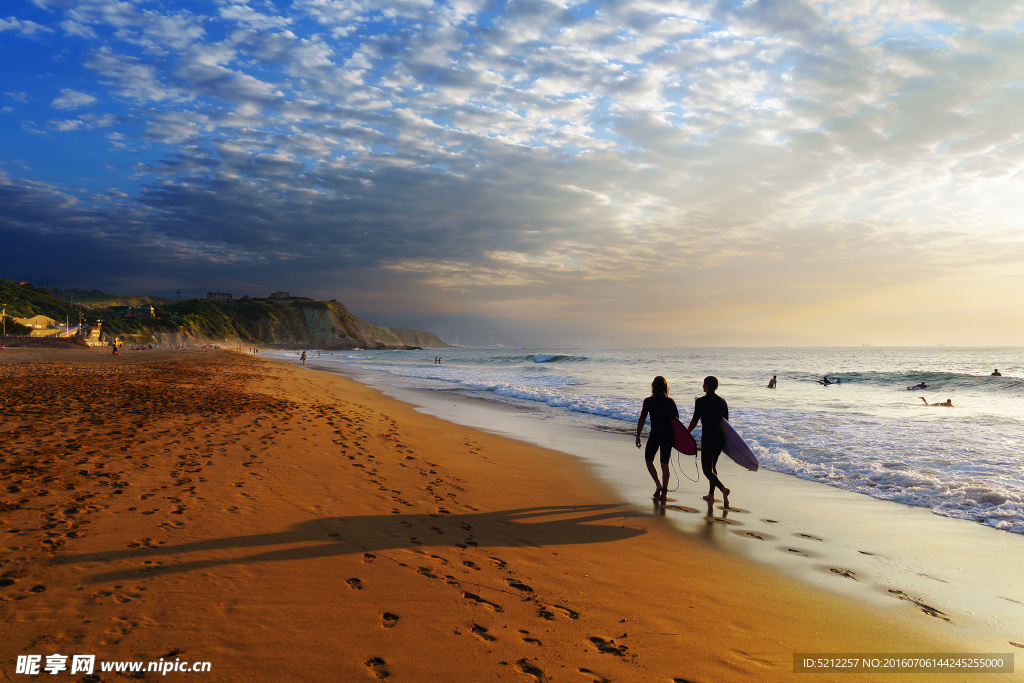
[0, 15, 54, 36]
[52, 88, 97, 110]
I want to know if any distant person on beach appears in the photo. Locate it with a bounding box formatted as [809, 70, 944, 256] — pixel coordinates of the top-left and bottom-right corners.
[635, 376, 678, 502]
[992, 369, 1001, 376]
[686, 376, 730, 506]
[301, 351, 307, 365]
[767, 375, 777, 389]
[921, 397, 953, 407]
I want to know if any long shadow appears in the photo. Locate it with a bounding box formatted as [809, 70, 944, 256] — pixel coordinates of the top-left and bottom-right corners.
[58, 504, 647, 583]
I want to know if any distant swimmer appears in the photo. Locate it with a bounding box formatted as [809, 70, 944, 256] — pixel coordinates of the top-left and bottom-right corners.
[992, 369, 1001, 376]
[818, 375, 834, 386]
[636, 376, 678, 502]
[767, 375, 777, 389]
[921, 397, 953, 407]
[907, 382, 927, 390]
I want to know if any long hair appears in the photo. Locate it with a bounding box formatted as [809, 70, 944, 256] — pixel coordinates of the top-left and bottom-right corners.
[651, 375, 668, 396]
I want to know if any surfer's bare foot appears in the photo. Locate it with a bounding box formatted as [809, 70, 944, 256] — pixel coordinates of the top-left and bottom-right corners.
[702, 494, 715, 502]
[658, 489, 668, 502]
[722, 488, 730, 506]
[653, 487, 663, 499]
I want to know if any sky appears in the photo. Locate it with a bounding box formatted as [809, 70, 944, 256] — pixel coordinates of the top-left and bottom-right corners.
[1, 0, 1023, 347]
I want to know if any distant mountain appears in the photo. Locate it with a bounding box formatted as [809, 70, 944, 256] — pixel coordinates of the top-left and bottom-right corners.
[0, 279, 451, 349]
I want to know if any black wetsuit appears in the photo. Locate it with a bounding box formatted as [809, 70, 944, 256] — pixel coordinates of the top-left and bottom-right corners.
[693, 393, 728, 490]
[640, 395, 678, 464]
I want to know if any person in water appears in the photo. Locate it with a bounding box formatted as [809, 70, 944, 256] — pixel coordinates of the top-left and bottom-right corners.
[767, 375, 777, 389]
[908, 382, 927, 390]
[992, 369, 1001, 376]
[686, 376, 730, 506]
[921, 397, 953, 406]
[635, 376, 678, 502]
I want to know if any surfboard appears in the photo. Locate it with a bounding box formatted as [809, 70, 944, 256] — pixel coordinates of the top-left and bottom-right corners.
[670, 417, 697, 455]
[721, 418, 758, 471]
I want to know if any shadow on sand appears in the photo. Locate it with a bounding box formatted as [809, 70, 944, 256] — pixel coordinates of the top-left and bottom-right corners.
[59, 504, 648, 583]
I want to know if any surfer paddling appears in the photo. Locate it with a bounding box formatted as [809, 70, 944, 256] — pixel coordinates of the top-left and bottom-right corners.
[686, 376, 730, 506]
[635, 376, 678, 502]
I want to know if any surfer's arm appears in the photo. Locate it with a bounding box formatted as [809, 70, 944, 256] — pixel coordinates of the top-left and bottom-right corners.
[686, 400, 701, 432]
[635, 401, 649, 447]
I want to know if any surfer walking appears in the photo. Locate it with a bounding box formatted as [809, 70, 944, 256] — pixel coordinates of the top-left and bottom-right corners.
[635, 376, 678, 502]
[686, 376, 730, 506]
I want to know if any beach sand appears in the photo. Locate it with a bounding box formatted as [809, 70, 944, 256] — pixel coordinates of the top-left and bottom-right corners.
[0, 349, 992, 681]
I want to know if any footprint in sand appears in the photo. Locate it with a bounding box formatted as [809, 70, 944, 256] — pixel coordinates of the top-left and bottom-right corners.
[796, 533, 824, 542]
[363, 657, 389, 679]
[885, 588, 950, 621]
[505, 578, 534, 593]
[579, 668, 613, 683]
[516, 659, 546, 682]
[588, 636, 628, 656]
[829, 568, 858, 580]
[538, 604, 579, 621]
[471, 623, 496, 641]
[346, 578, 363, 590]
[738, 531, 765, 540]
[463, 591, 503, 613]
[381, 613, 399, 628]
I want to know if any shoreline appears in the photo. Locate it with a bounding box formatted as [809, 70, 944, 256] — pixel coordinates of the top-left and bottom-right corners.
[0, 348, 1010, 680]
[309, 355, 1024, 649]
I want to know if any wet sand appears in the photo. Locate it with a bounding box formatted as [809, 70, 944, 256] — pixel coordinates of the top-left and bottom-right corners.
[0, 348, 992, 681]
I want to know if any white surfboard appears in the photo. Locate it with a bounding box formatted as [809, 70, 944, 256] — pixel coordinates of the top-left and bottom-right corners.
[721, 418, 759, 471]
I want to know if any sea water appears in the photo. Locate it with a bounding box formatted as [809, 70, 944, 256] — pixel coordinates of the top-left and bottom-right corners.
[270, 346, 1023, 535]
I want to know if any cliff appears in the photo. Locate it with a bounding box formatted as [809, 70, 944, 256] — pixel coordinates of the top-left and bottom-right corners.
[0, 280, 451, 350]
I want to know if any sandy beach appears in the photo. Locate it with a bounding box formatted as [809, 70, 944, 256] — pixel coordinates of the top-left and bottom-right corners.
[0, 348, 1004, 681]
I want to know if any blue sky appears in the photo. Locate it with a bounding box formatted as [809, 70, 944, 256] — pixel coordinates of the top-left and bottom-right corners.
[2, 0, 1023, 346]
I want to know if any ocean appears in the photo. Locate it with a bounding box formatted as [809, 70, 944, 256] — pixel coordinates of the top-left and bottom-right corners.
[269, 346, 1023, 535]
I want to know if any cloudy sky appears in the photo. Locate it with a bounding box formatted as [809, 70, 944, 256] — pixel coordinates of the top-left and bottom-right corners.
[2, 0, 1022, 346]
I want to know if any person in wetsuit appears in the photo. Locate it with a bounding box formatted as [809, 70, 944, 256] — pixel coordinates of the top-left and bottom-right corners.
[635, 375, 678, 502]
[686, 375, 730, 506]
